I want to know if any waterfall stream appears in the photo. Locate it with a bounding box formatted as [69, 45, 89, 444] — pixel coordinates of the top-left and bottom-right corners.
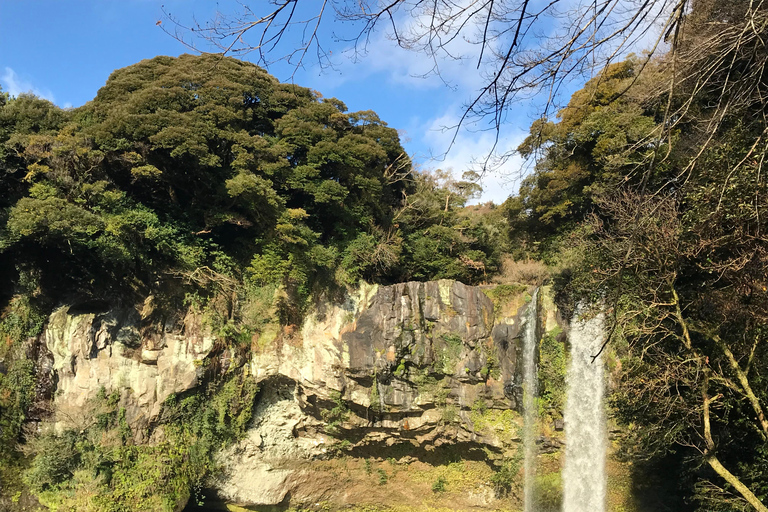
[562, 307, 607, 512]
[522, 288, 539, 512]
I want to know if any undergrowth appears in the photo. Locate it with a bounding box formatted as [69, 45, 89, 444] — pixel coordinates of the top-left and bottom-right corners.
[23, 370, 258, 511]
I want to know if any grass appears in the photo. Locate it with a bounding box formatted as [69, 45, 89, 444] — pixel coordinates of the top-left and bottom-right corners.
[437, 333, 463, 373]
[481, 284, 529, 319]
[470, 407, 521, 442]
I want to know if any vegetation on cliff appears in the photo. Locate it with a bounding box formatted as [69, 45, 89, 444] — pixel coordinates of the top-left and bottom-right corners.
[0, 54, 507, 313]
[0, 55, 514, 511]
[3, 0, 768, 510]
[504, 3, 768, 510]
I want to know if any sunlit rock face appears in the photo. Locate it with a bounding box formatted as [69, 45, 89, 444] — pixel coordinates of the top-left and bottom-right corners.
[37, 280, 550, 509]
[40, 301, 215, 441]
[218, 280, 533, 507]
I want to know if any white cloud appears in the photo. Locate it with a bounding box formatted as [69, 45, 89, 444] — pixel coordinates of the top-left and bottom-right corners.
[303, 3, 490, 93]
[419, 107, 529, 205]
[1, 67, 56, 102]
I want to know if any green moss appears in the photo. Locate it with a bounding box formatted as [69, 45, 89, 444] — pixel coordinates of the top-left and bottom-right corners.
[482, 284, 528, 318]
[471, 398, 487, 416]
[441, 405, 459, 424]
[438, 333, 463, 373]
[470, 408, 519, 442]
[539, 326, 566, 417]
[24, 369, 258, 511]
[480, 344, 501, 380]
[409, 459, 495, 495]
[413, 372, 450, 407]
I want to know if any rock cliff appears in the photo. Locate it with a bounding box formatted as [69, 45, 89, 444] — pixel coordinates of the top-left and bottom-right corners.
[37, 301, 215, 440]
[35, 280, 544, 510]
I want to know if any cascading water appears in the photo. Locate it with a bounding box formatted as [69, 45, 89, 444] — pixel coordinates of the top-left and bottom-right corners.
[522, 288, 539, 512]
[562, 307, 607, 512]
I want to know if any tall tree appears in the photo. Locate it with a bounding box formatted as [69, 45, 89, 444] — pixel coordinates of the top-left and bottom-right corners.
[507, 3, 768, 508]
[163, 0, 689, 163]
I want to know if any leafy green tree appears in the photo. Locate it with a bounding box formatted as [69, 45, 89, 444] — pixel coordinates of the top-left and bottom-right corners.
[522, 6, 768, 506]
[394, 169, 507, 283]
[0, 55, 419, 306]
[507, 57, 661, 257]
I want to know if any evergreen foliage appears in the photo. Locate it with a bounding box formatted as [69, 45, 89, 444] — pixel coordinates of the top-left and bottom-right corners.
[0, 55, 506, 314]
[0, 56, 510, 511]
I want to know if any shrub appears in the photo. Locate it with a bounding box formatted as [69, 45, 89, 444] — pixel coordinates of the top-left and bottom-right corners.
[490, 452, 523, 497]
[24, 369, 258, 511]
[321, 390, 349, 435]
[538, 327, 566, 416]
[432, 476, 447, 493]
[493, 256, 550, 285]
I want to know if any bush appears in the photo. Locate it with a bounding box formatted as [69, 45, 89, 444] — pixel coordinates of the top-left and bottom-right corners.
[377, 468, 388, 486]
[533, 472, 563, 512]
[24, 430, 83, 493]
[321, 390, 349, 435]
[493, 256, 550, 285]
[24, 369, 258, 511]
[432, 476, 447, 493]
[538, 327, 566, 416]
[490, 453, 522, 497]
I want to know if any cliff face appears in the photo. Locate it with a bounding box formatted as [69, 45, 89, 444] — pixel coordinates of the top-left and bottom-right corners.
[37, 302, 215, 441]
[35, 280, 541, 509]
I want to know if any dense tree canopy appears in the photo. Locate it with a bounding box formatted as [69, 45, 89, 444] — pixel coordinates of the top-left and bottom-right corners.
[0, 55, 507, 316]
[506, 56, 662, 251]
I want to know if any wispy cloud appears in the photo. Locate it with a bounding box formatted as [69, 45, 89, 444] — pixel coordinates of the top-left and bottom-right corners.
[420, 107, 529, 205]
[302, 4, 490, 94]
[1, 67, 56, 102]
[309, 7, 529, 204]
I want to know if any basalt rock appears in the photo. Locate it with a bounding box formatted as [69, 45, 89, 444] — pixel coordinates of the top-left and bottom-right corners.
[36, 280, 543, 508]
[219, 280, 535, 507]
[41, 301, 215, 440]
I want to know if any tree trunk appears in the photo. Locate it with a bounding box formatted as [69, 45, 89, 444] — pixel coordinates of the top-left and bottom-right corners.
[702, 369, 768, 512]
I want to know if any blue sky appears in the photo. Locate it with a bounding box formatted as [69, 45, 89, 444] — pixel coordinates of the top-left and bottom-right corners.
[0, 1, 551, 204]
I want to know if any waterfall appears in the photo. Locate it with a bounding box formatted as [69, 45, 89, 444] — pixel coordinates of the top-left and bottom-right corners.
[522, 288, 539, 512]
[562, 307, 607, 512]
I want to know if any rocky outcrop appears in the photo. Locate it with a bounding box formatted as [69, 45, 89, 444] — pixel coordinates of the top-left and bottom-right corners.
[41, 301, 214, 439]
[37, 280, 541, 509]
[218, 280, 535, 507]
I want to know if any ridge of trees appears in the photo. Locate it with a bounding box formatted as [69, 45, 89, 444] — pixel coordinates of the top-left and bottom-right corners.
[0, 54, 508, 314]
